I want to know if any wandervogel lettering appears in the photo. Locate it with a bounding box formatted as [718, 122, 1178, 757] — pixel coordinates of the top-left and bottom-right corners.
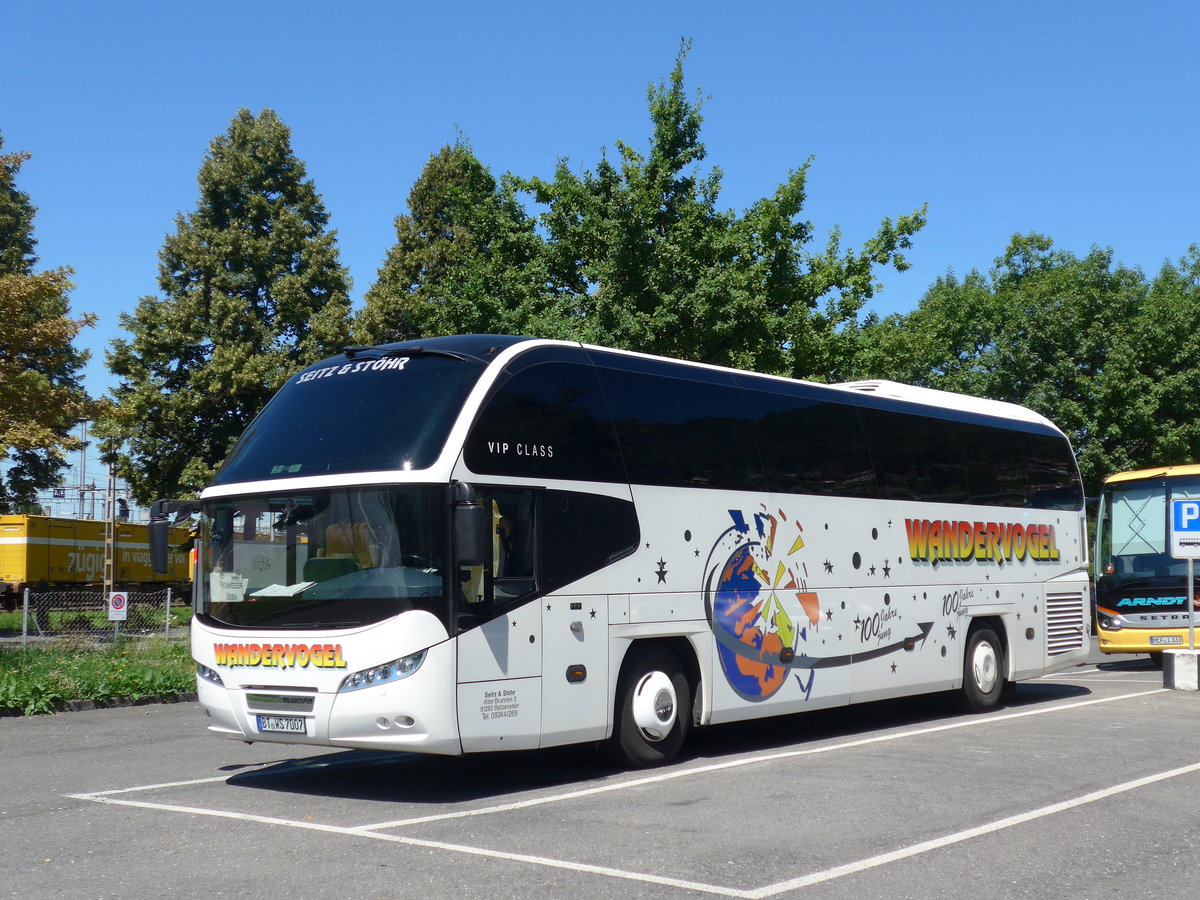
[905, 519, 1059, 563]
[212, 642, 347, 669]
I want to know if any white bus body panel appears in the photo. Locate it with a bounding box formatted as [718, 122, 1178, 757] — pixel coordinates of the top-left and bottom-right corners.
[615, 486, 1088, 726]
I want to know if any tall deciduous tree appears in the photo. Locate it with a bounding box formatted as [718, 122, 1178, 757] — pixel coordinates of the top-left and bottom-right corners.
[0, 134, 98, 513]
[1124, 246, 1200, 469]
[102, 109, 351, 503]
[523, 41, 926, 377]
[850, 233, 1200, 493]
[355, 141, 555, 346]
[361, 43, 925, 377]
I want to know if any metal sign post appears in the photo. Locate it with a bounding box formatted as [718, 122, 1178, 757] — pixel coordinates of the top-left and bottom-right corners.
[108, 590, 128, 642]
[1169, 498, 1200, 651]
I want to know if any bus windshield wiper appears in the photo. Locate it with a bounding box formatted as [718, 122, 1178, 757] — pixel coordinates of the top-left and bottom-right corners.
[342, 345, 469, 362]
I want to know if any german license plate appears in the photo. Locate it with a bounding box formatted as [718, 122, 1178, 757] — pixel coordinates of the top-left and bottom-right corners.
[257, 715, 306, 734]
[1150, 635, 1183, 646]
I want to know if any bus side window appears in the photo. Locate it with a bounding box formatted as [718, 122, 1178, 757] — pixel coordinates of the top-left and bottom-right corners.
[490, 490, 536, 602]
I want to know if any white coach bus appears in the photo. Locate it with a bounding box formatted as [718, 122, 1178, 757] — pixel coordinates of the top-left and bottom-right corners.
[151, 335, 1089, 767]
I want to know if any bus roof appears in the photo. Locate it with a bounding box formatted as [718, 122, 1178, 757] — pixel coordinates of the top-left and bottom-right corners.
[1104, 464, 1200, 485]
[833, 379, 1056, 430]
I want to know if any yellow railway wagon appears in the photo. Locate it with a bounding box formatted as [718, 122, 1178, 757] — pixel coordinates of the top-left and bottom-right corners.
[0, 515, 191, 601]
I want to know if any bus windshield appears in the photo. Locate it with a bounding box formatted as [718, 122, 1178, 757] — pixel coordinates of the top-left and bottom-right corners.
[211, 353, 486, 485]
[199, 486, 447, 630]
[1099, 475, 1200, 581]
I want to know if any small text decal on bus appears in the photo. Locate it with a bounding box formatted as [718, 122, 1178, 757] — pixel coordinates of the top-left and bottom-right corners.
[212, 642, 347, 669]
[904, 519, 1060, 563]
[485, 441, 554, 458]
[296, 357, 409, 384]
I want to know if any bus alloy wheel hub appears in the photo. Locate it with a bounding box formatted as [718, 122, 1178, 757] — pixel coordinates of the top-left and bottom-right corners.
[632, 671, 676, 741]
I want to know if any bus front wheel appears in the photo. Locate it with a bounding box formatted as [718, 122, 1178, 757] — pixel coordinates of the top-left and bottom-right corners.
[956, 627, 1004, 713]
[605, 644, 690, 769]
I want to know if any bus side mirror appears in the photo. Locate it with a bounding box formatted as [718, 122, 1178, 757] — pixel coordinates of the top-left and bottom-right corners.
[149, 500, 174, 575]
[453, 482, 487, 567]
[149, 499, 196, 575]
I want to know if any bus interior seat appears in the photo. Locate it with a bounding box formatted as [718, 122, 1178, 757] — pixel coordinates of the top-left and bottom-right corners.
[303, 554, 359, 583]
[325, 522, 375, 568]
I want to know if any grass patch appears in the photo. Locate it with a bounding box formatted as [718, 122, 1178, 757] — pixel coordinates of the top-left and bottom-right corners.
[0, 638, 195, 716]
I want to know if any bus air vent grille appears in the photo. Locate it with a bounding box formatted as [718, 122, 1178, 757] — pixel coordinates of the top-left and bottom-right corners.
[1045, 590, 1086, 656]
[245, 693, 317, 713]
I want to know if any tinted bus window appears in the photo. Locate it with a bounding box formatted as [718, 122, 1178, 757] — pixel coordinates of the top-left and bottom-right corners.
[214, 355, 485, 484]
[739, 386, 877, 497]
[540, 490, 640, 593]
[964, 425, 1039, 507]
[464, 361, 626, 483]
[597, 366, 764, 491]
[857, 407, 967, 503]
[1026, 433, 1084, 509]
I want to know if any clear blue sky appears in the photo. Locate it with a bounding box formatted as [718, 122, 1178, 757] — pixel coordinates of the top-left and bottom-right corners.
[6, 0, 1198, 408]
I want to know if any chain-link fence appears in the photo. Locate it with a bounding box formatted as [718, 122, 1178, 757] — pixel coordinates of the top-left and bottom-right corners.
[0, 588, 192, 649]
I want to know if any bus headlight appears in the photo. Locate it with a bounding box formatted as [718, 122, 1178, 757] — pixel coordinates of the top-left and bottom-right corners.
[1097, 611, 1125, 631]
[197, 663, 225, 686]
[339, 649, 427, 693]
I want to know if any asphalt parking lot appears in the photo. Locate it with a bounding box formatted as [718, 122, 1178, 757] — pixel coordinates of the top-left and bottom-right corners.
[3, 644, 1197, 899]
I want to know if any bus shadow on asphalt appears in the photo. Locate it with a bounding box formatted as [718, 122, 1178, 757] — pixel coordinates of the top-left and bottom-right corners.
[688, 681, 1091, 762]
[222, 683, 1092, 805]
[1096, 657, 1161, 672]
[224, 743, 619, 804]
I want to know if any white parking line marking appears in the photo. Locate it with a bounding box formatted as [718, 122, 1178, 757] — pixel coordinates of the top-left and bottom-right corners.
[72, 792, 756, 898]
[82, 774, 230, 796]
[751, 760, 1200, 897]
[355, 688, 1165, 831]
[67, 687, 1170, 898]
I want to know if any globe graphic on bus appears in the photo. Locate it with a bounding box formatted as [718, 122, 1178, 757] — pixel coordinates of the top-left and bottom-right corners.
[712, 542, 789, 700]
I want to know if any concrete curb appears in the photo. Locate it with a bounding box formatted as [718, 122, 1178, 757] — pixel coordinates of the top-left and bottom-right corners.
[1, 692, 199, 717]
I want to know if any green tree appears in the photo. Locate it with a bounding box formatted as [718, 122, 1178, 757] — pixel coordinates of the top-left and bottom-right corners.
[853, 234, 1160, 492]
[0, 135, 98, 513]
[102, 109, 351, 503]
[355, 141, 555, 345]
[361, 43, 925, 376]
[522, 41, 926, 378]
[1121, 246, 1200, 469]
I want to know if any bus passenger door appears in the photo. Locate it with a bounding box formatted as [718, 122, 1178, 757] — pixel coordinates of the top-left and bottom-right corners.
[456, 490, 543, 752]
[540, 594, 610, 747]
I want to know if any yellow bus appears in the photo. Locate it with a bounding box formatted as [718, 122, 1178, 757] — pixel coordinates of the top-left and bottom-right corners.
[1094, 465, 1200, 666]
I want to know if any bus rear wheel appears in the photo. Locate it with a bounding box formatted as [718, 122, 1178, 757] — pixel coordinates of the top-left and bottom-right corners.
[605, 644, 690, 769]
[955, 626, 1004, 713]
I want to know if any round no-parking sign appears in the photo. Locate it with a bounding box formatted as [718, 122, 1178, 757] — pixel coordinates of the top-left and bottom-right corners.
[108, 591, 128, 621]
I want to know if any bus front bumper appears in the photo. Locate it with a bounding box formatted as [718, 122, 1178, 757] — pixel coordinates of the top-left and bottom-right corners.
[1097, 627, 1200, 655]
[194, 642, 463, 756]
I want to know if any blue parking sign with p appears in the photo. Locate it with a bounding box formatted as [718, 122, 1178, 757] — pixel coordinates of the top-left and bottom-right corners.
[1170, 499, 1200, 559]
